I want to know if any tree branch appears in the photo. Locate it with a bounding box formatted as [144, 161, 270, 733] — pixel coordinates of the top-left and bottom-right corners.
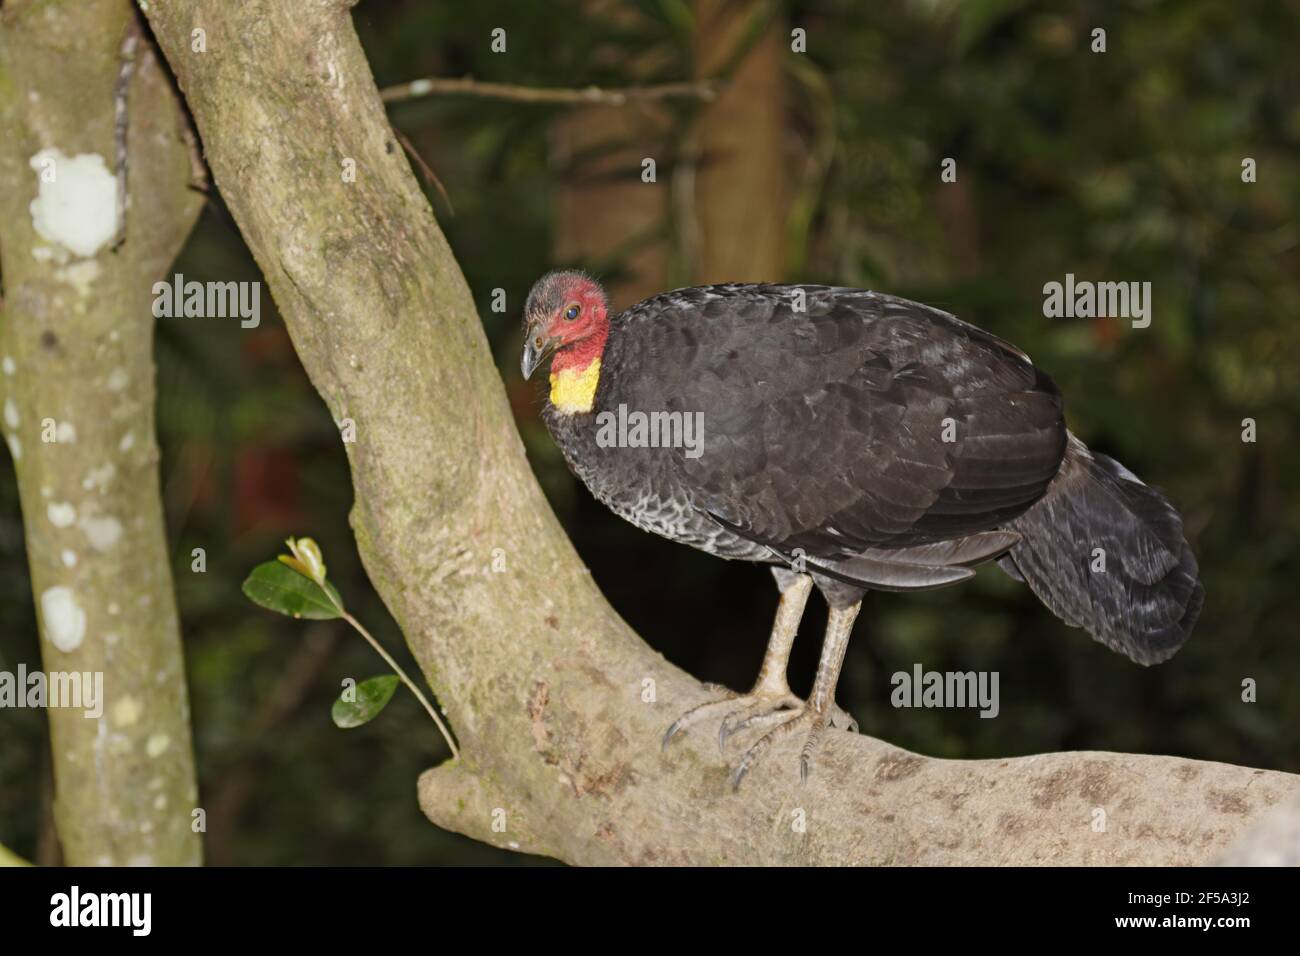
[381, 75, 718, 107]
[140, 0, 1299, 865]
[0, 0, 204, 865]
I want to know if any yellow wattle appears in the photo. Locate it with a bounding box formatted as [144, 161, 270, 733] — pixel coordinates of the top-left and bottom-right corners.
[549, 358, 601, 414]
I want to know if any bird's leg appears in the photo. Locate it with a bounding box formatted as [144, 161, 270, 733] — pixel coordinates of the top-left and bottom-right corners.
[729, 599, 862, 791]
[662, 571, 812, 749]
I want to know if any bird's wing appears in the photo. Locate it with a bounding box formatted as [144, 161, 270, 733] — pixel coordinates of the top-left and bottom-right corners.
[606, 284, 1066, 560]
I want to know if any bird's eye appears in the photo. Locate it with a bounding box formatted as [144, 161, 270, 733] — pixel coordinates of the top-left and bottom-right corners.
[564, 304, 580, 321]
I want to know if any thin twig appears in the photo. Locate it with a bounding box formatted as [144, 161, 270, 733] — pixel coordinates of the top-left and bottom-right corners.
[392, 127, 454, 216]
[341, 609, 460, 760]
[381, 75, 718, 107]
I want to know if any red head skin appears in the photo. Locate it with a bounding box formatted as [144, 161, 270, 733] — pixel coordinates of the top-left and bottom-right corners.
[526, 272, 610, 375]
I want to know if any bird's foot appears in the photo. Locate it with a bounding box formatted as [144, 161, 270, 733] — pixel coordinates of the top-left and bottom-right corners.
[826, 702, 859, 735]
[728, 699, 858, 791]
[716, 695, 857, 748]
[717, 693, 803, 748]
[663, 685, 858, 791]
[662, 684, 800, 751]
[728, 701, 831, 792]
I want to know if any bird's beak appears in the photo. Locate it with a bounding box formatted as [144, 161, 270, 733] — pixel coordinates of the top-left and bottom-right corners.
[521, 327, 559, 380]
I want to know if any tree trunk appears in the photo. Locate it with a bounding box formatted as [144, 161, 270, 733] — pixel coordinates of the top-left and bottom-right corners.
[0, 0, 203, 865]
[139, 0, 1298, 865]
[690, 0, 789, 283]
[550, 0, 673, 308]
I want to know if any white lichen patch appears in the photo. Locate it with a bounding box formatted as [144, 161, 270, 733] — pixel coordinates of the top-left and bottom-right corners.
[5, 436, 19, 461]
[106, 368, 129, 391]
[3, 398, 18, 429]
[55, 420, 76, 443]
[40, 586, 86, 652]
[82, 462, 116, 493]
[153, 794, 167, 811]
[80, 512, 123, 551]
[47, 501, 76, 527]
[1, 356, 14, 375]
[145, 733, 171, 758]
[107, 602, 120, 616]
[61, 549, 77, 568]
[119, 431, 135, 453]
[55, 258, 101, 295]
[28, 148, 119, 259]
[112, 695, 143, 727]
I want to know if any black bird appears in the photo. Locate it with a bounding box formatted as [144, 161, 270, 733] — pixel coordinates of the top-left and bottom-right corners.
[521, 271, 1203, 788]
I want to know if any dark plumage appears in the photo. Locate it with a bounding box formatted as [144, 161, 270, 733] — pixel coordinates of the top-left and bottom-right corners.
[522, 274, 1204, 786]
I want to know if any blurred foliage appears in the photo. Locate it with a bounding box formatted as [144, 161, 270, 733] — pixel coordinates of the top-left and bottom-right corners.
[2, 0, 1298, 864]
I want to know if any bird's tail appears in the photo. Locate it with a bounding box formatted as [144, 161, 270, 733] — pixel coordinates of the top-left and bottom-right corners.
[999, 433, 1203, 664]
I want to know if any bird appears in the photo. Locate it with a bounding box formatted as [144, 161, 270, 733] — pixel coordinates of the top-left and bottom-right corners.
[520, 270, 1204, 790]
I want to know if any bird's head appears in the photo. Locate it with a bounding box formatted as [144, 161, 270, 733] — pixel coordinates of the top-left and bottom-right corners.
[521, 270, 610, 413]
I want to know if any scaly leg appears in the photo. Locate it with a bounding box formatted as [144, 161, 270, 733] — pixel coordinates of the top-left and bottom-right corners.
[662, 570, 813, 749]
[729, 600, 862, 791]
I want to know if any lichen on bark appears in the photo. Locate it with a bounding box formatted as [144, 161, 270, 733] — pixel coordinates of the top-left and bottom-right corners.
[0, 0, 203, 865]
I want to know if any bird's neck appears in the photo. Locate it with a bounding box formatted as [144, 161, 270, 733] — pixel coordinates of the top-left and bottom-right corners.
[549, 328, 608, 415]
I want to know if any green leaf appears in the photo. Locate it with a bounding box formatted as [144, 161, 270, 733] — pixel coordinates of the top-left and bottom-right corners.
[242, 560, 343, 620]
[331, 675, 400, 729]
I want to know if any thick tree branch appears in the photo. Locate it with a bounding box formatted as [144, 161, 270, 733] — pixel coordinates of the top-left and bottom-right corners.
[0, 0, 203, 865]
[1214, 792, 1300, 865]
[141, 0, 1298, 864]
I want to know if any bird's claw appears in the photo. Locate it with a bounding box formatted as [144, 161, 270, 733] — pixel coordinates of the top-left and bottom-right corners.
[662, 689, 743, 751]
[717, 694, 801, 750]
[730, 704, 828, 791]
[826, 703, 858, 734]
[664, 687, 858, 790]
[662, 687, 794, 751]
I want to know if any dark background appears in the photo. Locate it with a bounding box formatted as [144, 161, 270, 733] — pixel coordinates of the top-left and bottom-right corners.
[2, 0, 1298, 865]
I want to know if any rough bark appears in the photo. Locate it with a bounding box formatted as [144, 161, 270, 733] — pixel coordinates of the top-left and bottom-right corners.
[140, 0, 1298, 865]
[1214, 791, 1300, 866]
[0, 0, 203, 865]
